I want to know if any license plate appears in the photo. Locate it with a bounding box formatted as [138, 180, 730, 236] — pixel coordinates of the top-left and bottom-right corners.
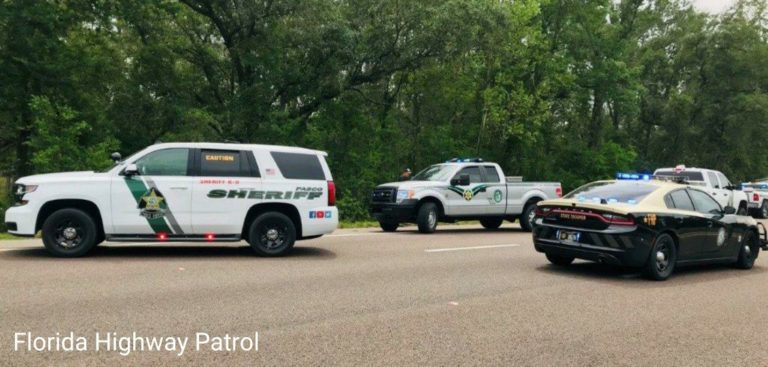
[558, 230, 581, 243]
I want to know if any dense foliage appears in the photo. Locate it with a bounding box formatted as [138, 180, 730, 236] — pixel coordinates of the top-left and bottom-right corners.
[2, 0, 768, 220]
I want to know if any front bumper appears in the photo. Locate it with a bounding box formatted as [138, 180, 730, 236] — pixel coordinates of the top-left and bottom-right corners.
[369, 199, 418, 222]
[532, 220, 654, 267]
[4, 204, 37, 236]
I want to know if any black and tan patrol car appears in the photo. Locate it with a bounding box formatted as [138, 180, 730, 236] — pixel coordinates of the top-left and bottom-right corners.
[532, 176, 767, 280]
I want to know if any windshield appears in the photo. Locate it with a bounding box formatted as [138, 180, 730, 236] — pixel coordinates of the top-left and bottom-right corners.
[565, 181, 659, 205]
[411, 165, 456, 182]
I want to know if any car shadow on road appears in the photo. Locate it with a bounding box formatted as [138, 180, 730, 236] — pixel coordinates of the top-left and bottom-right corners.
[536, 261, 768, 286]
[395, 228, 528, 235]
[1, 245, 336, 260]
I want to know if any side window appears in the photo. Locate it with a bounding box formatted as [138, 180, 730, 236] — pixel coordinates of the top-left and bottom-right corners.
[482, 166, 501, 183]
[134, 148, 189, 176]
[270, 152, 326, 180]
[664, 194, 675, 209]
[453, 166, 482, 184]
[668, 190, 695, 211]
[688, 189, 722, 214]
[716, 172, 730, 188]
[200, 150, 255, 177]
[707, 171, 720, 188]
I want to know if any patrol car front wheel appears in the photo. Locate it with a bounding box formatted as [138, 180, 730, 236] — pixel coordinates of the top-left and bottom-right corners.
[248, 212, 296, 256]
[41, 208, 99, 257]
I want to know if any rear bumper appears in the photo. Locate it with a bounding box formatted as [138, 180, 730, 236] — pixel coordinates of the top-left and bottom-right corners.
[369, 200, 418, 222]
[533, 220, 654, 267]
[4, 205, 37, 236]
[301, 207, 339, 237]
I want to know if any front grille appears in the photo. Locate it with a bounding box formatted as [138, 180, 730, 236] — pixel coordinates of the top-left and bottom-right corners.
[372, 187, 397, 203]
[5, 222, 17, 231]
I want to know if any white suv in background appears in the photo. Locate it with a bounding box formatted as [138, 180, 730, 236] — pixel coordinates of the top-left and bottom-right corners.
[5, 143, 338, 257]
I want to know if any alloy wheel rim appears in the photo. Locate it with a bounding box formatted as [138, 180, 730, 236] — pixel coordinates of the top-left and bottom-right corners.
[260, 221, 288, 250]
[655, 241, 671, 272]
[528, 209, 536, 225]
[428, 210, 437, 228]
[55, 221, 83, 249]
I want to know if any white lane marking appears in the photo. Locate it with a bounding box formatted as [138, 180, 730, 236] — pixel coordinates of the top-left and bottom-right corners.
[325, 232, 385, 238]
[425, 244, 520, 253]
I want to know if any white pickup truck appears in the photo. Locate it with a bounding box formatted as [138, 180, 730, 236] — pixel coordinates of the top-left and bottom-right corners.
[369, 159, 562, 233]
[741, 182, 768, 218]
[653, 165, 748, 215]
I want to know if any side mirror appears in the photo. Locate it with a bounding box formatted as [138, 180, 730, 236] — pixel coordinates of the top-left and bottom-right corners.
[450, 174, 470, 186]
[123, 164, 139, 176]
[724, 206, 736, 215]
[110, 152, 122, 163]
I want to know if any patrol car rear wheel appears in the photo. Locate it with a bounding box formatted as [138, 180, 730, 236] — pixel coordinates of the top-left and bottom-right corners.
[480, 217, 504, 230]
[644, 233, 677, 281]
[248, 212, 296, 256]
[735, 231, 759, 269]
[379, 221, 399, 232]
[41, 208, 99, 257]
[416, 202, 438, 234]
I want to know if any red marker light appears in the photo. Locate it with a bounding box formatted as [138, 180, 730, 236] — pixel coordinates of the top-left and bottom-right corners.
[157, 232, 168, 241]
[556, 187, 562, 197]
[754, 193, 760, 202]
[205, 233, 215, 241]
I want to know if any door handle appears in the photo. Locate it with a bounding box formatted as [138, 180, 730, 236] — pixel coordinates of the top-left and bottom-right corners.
[170, 187, 188, 190]
[479, 188, 487, 192]
[711, 193, 717, 196]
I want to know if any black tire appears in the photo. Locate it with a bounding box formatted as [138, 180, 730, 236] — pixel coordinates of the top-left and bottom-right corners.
[416, 202, 438, 234]
[546, 253, 574, 266]
[379, 221, 399, 232]
[247, 212, 296, 256]
[520, 203, 538, 232]
[644, 233, 677, 281]
[760, 201, 768, 219]
[738, 203, 748, 216]
[480, 217, 504, 230]
[735, 231, 760, 269]
[41, 208, 99, 257]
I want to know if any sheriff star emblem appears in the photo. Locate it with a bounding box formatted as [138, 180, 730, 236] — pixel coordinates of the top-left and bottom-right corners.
[463, 190, 473, 201]
[139, 188, 166, 219]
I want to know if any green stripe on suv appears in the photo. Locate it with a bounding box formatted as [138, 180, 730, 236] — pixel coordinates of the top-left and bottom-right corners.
[124, 177, 173, 234]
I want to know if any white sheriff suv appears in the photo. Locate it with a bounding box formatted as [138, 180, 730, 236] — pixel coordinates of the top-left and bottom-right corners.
[4, 143, 338, 257]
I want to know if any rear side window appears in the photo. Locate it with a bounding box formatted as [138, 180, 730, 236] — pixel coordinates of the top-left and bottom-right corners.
[200, 150, 255, 177]
[271, 152, 326, 180]
[668, 190, 695, 211]
[483, 166, 501, 183]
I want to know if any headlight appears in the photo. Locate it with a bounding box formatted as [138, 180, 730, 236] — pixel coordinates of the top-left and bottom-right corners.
[13, 184, 37, 205]
[396, 190, 414, 202]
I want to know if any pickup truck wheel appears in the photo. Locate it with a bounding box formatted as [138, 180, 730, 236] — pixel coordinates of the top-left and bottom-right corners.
[416, 202, 438, 234]
[520, 204, 537, 232]
[480, 217, 503, 230]
[737, 203, 748, 216]
[760, 201, 768, 219]
[735, 231, 760, 269]
[379, 221, 399, 232]
[248, 212, 296, 256]
[644, 233, 677, 281]
[41, 208, 99, 257]
[546, 253, 574, 266]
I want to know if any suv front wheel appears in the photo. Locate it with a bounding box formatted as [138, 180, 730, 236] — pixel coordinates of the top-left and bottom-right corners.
[42, 208, 100, 257]
[248, 212, 296, 256]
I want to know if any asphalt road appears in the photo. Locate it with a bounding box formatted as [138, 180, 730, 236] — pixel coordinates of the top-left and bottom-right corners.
[1, 223, 768, 366]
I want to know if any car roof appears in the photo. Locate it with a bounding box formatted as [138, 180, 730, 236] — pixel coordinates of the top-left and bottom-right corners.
[149, 142, 327, 156]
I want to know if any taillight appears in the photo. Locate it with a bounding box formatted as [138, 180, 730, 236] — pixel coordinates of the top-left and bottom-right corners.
[754, 193, 760, 202]
[602, 213, 635, 226]
[328, 181, 336, 206]
[534, 206, 552, 217]
[555, 187, 562, 197]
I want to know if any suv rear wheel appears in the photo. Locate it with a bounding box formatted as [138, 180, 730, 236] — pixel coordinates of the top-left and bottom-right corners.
[248, 212, 296, 256]
[41, 208, 100, 257]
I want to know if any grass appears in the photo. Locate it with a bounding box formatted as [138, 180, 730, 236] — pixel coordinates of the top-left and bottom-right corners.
[0, 232, 19, 240]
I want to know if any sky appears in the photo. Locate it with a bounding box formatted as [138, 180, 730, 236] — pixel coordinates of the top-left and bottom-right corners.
[692, 0, 737, 13]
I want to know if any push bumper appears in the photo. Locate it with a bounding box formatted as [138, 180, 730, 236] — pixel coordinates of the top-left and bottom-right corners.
[369, 200, 418, 222]
[4, 205, 37, 236]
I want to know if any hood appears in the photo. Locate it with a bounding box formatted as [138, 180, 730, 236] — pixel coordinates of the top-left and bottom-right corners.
[17, 171, 99, 184]
[377, 180, 446, 190]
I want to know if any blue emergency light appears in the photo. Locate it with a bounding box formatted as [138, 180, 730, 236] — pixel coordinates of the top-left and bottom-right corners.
[616, 172, 651, 181]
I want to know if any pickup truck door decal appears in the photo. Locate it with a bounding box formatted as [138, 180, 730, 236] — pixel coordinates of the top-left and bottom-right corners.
[446, 185, 488, 201]
[124, 177, 184, 234]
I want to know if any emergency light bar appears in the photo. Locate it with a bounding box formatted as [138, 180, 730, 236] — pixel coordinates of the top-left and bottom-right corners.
[616, 172, 651, 181]
[446, 158, 484, 163]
